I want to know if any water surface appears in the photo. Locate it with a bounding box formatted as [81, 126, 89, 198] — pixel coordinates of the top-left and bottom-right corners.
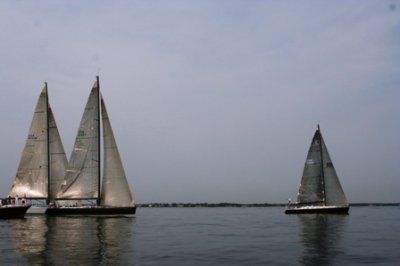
[0, 207, 399, 265]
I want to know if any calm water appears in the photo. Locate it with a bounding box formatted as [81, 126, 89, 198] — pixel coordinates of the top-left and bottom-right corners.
[0, 206, 399, 265]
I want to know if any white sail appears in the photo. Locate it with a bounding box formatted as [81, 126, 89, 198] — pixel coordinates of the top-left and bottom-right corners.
[296, 126, 348, 207]
[321, 138, 348, 206]
[57, 81, 100, 199]
[48, 107, 68, 201]
[9, 87, 49, 199]
[100, 96, 134, 207]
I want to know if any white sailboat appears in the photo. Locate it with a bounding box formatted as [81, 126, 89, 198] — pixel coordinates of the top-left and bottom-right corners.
[46, 76, 135, 215]
[285, 125, 349, 214]
[8, 83, 68, 214]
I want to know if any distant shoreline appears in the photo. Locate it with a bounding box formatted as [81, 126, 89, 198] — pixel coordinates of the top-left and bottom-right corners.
[136, 203, 400, 208]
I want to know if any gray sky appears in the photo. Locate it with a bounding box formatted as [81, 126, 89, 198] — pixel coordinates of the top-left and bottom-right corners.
[1, 1, 399, 203]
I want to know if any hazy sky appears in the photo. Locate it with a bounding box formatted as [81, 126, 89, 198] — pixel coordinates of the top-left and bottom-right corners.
[0, 1, 399, 203]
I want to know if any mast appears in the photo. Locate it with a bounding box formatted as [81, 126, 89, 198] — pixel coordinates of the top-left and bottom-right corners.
[318, 124, 326, 206]
[45, 82, 51, 205]
[96, 76, 101, 206]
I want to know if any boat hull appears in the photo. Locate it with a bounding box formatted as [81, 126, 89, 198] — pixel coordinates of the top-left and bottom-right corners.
[0, 205, 31, 219]
[45, 206, 136, 216]
[26, 205, 47, 215]
[285, 206, 349, 214]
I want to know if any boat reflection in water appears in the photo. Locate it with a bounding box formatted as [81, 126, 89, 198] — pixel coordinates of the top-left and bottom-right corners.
[11, 216, 135, 264]
[10, 216, 47, 264]
[298, 214, 347, 265]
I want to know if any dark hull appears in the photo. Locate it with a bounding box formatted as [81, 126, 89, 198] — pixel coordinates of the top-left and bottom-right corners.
[0, 205, 31, 219]
[45, 206, 136, 216]
[285, 206, 349, 214]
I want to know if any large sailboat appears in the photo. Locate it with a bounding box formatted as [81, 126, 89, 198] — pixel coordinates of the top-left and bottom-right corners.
[285, 125, 349, 214]
[8, 84, 68, 214]
[46, 77, 136, 215]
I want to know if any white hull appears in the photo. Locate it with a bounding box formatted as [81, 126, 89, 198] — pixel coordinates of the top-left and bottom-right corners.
[26, 205, 47, 215]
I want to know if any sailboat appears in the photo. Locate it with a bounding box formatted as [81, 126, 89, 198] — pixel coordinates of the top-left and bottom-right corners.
[46, 76, 136, 215]
[7, 83, 68, 214]
[285, 125, 349, 214]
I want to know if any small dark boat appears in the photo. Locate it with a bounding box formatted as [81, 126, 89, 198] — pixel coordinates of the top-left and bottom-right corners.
[0, 204, 31, 219]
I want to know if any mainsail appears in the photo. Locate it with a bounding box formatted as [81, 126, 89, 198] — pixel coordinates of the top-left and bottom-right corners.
[100, 95, 134, 207]
[9, 85, 67, 201]
[57, 81, 100, 200]
[9, 87, 49, 199]
[296, 126, 348, 207]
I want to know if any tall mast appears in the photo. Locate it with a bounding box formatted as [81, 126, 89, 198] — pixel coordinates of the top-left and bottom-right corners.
[96, 76, 101, 206]
[318, 124, 326, 205]
[45, 82, 51, 205]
